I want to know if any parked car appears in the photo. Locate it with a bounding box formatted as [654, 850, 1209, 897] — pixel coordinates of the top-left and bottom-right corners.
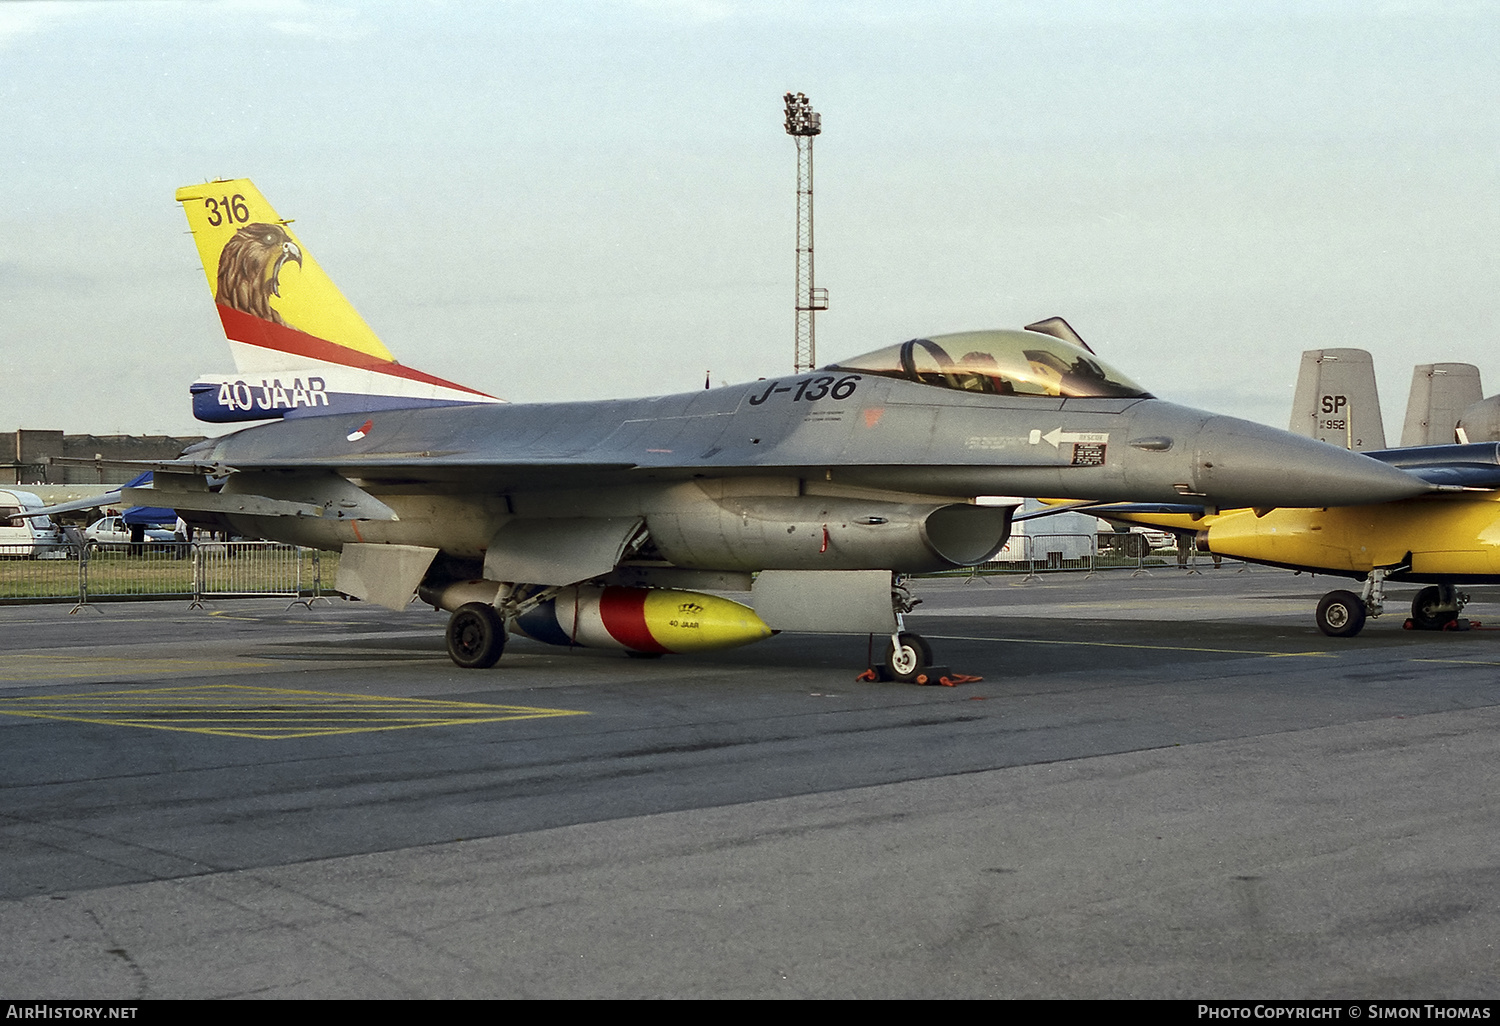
[1138, 528, 1178, 552]
[84, 515, 183, 555]
[0, 489, 67, 558]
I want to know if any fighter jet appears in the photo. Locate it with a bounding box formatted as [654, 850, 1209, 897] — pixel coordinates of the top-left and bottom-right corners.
[1093, 348, 1500, 637]
[1287, 346, 1487, 450]
[1291, 342, 1500, 450]
[26, 180, 1431, 675]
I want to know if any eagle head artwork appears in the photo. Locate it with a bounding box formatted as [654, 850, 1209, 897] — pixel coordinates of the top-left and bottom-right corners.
[215, 222, 304, 325]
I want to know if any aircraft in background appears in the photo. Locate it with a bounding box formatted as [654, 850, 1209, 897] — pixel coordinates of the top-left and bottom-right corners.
[1291, 345, 1500, 450]
[1092, 348, 1500, 637]
[23, 180, 1432, 674]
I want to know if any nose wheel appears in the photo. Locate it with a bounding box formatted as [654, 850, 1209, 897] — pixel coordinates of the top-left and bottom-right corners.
[885, 632, 933, 682]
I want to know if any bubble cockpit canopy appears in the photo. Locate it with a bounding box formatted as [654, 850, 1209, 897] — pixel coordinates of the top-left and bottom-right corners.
[825, 329, 1151, 400]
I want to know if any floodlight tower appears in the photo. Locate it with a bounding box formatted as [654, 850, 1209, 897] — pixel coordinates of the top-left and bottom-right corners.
[784, 91, 827, 373]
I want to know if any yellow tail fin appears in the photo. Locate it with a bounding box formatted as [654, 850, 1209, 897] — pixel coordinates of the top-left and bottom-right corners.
[176, 179, 395, 367]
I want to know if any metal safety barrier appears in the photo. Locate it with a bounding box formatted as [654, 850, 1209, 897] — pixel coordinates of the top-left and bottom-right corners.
[929, 531, 1221, 581]
[0, 541, 335, 609]
[0, 542, 82, 603]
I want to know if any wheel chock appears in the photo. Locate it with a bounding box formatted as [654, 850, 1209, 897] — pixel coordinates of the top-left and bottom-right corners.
[1404, 617, 1475, 632]
[857, 666, 985, 686]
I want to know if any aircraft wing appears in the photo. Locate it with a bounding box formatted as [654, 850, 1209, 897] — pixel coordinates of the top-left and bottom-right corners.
[10, 490, 125, 520]
[1365, 443, 1500, 490]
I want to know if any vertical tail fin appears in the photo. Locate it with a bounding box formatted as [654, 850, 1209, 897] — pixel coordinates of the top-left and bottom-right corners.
[1400, 363, 1483, 446]
[1288, 348, 1386, 451]
[176, 179, 497, 423]
[176, 180, 395, 370]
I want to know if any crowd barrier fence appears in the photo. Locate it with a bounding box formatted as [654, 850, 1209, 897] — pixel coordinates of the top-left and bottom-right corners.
[0, 542, 333, 610]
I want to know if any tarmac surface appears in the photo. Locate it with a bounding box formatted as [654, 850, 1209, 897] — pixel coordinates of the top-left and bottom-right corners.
[2, 566, 1499, 998]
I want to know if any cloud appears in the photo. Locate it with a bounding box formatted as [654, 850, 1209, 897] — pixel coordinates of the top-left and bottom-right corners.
[0, 0, 371, 49]
[0, 2, 88, 49]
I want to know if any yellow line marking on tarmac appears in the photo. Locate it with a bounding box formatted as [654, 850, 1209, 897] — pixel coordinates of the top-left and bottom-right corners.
[928, 635, 1334, 658]
[0, 655, 273, 681]
[0, 683, 589, 739]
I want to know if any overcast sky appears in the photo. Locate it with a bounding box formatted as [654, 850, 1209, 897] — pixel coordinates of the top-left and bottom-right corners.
[3, 0, 1499, 439]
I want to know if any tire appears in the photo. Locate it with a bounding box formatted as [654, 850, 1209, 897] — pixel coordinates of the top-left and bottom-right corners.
[446, 602, 506, 669]
[885, 632, 933, 682]
[1410, 586, 1452, 631]
[1316, 590, 1367, 637]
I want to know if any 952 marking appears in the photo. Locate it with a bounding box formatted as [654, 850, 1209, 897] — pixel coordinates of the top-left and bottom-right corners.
[748, 374, 860, 406]
[204, 194, 251, 227]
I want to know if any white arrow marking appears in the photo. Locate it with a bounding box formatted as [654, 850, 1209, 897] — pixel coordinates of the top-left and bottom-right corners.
[1039, 428, 1109, 448]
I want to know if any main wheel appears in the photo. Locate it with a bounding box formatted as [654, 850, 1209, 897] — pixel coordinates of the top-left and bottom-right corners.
[885, 632, 933, 682]
[1315, 590, 1367, 637]
[1410, 586, 1453, 631]
[446, 602, 506, 669]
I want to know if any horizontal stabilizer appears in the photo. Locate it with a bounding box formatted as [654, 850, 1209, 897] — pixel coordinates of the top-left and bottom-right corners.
[10, 491, 124, 520]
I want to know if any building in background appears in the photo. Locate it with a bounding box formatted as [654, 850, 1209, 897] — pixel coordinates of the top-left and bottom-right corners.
[2, 429, 205, 487]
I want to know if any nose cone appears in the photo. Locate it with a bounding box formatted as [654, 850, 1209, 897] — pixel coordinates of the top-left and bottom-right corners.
[1193, 415, 1429, 508]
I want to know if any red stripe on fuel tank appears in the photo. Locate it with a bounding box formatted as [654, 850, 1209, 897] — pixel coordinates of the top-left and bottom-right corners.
[599, 587, 671, 654]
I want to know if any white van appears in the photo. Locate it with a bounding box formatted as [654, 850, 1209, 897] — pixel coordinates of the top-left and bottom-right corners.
[0, 489, 67, 558]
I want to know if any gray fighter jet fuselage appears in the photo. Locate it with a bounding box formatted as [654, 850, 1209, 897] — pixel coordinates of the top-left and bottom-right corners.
[194, 339, 1427, 567]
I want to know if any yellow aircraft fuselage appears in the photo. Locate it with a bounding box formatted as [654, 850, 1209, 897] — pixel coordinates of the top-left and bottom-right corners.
[1112, 492, 1500, 580]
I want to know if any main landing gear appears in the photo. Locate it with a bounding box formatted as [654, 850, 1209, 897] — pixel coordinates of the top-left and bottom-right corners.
[1314, 570, 1469, 637]
[1410, 584, 1469, 631]
[1315, 590, 1367, 637]
[446, 602, 506, 668]
[1316, 568, 1392, 638]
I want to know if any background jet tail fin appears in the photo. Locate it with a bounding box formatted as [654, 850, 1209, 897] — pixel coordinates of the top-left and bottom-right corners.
[1288, 348, 1387, 451]
[1457, 395, 1500, 444]
[176, 179, 499, 424]
[1400, 363, 1484, 447]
